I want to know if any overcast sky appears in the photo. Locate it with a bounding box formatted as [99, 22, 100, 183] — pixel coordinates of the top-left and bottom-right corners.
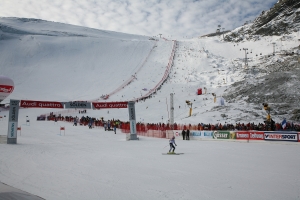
[0, 0, 277, 38]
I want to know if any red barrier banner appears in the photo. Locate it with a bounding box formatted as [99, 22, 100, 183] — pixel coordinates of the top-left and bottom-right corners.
[249, 132, 264, 140]
[298, 133, 300, 142]
[236, 131, 264, 140]
[20, 100, 64, 108]
[236, 131, 249, 139]
[92, 102, 128, 109]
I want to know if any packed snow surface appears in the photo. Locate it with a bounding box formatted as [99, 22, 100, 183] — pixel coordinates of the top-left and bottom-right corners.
[0, 116, 300, 200]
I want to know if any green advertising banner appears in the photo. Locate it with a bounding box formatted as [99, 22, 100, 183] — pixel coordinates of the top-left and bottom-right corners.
[213, 131, 230, 139]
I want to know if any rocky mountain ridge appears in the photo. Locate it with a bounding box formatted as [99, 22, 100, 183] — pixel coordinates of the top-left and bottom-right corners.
[221, 0, 300, 123]
[225, 0, 300, 42]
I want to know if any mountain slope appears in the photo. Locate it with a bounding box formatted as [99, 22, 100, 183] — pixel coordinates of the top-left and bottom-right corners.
[218, 0, 300, 123]
[0, 15, 299, 125]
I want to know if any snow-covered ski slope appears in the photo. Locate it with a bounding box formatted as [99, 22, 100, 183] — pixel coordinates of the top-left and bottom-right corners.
[0, 17, 299, 124]
[0, 18, 174, 102]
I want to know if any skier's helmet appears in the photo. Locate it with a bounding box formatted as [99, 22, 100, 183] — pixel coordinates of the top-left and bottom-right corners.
[172, 136, 175, 139]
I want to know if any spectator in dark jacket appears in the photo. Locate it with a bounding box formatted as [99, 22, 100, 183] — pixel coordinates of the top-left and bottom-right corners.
[186, 129, 190, 140]
[182, 129, 186, 140]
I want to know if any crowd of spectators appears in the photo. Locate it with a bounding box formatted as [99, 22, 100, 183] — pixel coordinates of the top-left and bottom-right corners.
[121, 121, 300, 132]
[46, 112, 300, 132]
[47, 113, 121, 129]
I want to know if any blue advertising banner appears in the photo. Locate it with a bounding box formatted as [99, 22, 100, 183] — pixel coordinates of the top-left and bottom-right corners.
[190, 131, 213, 139]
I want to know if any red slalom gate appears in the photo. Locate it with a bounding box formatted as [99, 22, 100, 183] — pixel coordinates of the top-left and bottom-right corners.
[60, 127, 65, 135]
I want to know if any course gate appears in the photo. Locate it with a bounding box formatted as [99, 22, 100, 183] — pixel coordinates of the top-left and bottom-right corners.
[7, 99, 137, 144]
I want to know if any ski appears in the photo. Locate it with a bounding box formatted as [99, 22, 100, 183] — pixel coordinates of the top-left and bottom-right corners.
[162, 153, 184, 155]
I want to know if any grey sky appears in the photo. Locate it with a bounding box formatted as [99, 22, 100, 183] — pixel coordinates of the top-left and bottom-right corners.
[0, 0, 278, 38]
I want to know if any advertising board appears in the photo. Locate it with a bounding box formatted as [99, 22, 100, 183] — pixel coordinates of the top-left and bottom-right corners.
[213, 131, 228, 139]
[7, 99, 19, 143]
[92, 102, 128, 109]
[236, 131, 264, 140]
[190, 131, 213, 139]
[65, 102, 91, 109]
[127, 101, 137, 140]
[264, 132, 298, 142]
[20, 100, 64, 109]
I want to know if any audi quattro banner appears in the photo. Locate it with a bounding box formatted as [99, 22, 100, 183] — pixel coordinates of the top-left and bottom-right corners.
[236, 131, 264, 140]
[264, 132, 298, 142]
[92, 102, 128, 109]
[20, 100, 64, 108]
